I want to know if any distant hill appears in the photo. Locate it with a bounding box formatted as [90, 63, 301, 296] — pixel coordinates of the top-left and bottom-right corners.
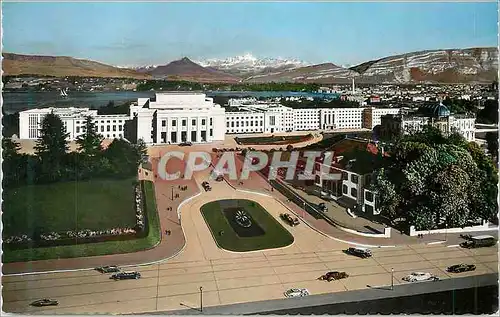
[2, 53, 150, 79]
[147, 57, 241, 83]
[244, 63, 358, 84]
[242, 47, 498, 84]
[350, 47, 498, 84]
[4, 47, 498, 84]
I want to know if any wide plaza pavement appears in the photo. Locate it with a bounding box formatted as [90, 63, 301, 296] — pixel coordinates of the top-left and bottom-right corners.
[2, 173, 498, 314]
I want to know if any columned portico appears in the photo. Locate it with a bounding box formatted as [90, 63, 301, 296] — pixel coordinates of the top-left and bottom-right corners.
[134, 92, 225, 145]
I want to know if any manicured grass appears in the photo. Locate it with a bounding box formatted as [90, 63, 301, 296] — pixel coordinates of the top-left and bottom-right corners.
[201, 199, 294, 252]
[235, 134, 313, 146]
[2, 181, 161, 263]
[2, 178, 137, 236]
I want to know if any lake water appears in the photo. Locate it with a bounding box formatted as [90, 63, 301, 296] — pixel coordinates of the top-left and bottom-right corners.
[2, 91, 340, 114]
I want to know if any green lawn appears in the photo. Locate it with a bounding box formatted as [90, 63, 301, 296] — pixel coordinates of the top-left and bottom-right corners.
[2, 181, 161, 263]
[201, 199, 294, 252]
[2, 178, 138, 237]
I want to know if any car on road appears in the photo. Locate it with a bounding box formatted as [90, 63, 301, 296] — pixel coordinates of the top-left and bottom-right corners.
[280, 213, 300, 226]
[201, 181, 212, 191]
[179, 142, 192, 146]
[318, 271, 349, 282]
[95, 265, 120, 273]
[110, 272, 141, 280]
[318, 202, 328, 212]
[447, 263, 476, 273]
[30, 299, 59, 307]
[345, 247, 372, 258]
[402, 272, 439, 282]
[284, 288, 310, 298]
[460, 235, 496, 249]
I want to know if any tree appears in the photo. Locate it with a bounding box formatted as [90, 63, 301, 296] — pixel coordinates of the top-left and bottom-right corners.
[104, 139, 138, 177]
[134, 138, 148, 166]
[76, 116, 103, 157]
[2, 137, 20, 160]
[34, 112, 69, 182]
[476, 100, 499, 124]
[372, 128, 498, 230]
[485, 132, 498, 161]
[2, 138, 25, 187]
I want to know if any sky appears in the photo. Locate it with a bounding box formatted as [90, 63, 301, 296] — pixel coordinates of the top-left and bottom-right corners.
[2, 1, 498, 67]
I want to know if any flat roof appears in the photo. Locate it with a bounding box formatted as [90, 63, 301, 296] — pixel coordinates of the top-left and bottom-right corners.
[156, 91, 205, 95]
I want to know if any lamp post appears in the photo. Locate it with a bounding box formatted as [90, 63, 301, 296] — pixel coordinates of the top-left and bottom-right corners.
[391, 268, 394, 290]
[171, 185, 174, 201]
[199, 286, 203, 312]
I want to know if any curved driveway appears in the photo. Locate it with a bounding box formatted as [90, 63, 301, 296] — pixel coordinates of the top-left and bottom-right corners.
[2, 179, 498, 314]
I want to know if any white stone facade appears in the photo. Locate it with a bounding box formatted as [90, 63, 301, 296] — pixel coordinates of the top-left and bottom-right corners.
[19, 107, 128, 140]
[134, 92, 226, 144]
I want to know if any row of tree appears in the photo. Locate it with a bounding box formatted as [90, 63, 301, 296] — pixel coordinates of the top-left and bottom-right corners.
[281, 98, 360, 109]
[371, 126, 498, 231]
[2, 113, 147, 188]
[136, 80, 321, 92]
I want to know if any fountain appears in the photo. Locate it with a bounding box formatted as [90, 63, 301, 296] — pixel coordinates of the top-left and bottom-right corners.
[234, 210, 252, 228]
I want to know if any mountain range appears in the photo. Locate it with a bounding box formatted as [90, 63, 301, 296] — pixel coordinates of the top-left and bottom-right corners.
[2, 47, 498, 84]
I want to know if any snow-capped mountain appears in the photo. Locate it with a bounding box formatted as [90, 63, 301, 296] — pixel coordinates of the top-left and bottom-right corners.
[134, 65, 159, 73]
[196, 53, 310, 77]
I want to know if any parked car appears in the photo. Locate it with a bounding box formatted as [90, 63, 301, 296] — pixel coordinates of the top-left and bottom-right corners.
[345, 247, 372, 258]
[30, 299, 59, 307]
[447, 263, 476, 273]
[318, 202, 328, 212]
[284, 288, 310, 298]
[179, 142, 192, 146]
[280, 213, 300, 226]
[460, 235, 496, 249]
[95, 265, 120, 273]
[402, 272, 439, 282]
[110, 272, 141, 280]
[318, 271, 349, 282]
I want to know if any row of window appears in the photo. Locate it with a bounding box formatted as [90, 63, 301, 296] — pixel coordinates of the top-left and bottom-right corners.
[342, 185, 358, 198]
[76, 119, 123, 124]
[226, 116, 263, 120]
[227, 128, 264, 133]
[74, 125, 123, 133]
[227, 120, 264, 128]
[161, 118, 212, 127]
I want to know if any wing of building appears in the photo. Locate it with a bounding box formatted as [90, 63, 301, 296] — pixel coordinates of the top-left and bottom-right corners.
[18, 92, 476, 145]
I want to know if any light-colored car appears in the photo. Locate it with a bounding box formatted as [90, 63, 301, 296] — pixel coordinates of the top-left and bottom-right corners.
[284, 288, 310, 298]
[402, 272, 439, 282]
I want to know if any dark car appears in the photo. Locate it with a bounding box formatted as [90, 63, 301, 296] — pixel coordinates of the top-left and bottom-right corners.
[318, 203, 328, 212]
[345, 247, 372, 258]
[460, 235, 496, 249]
[95, 265, 120, 273]
[179, 142, 192, 146]
[280, 213, 300, 226]
[202, 181, 212, 191]
[318, 271, 349, 282]
[447, 263, 476, 273]
[110, 272, 141, 280]
[30, 299, 59, 307]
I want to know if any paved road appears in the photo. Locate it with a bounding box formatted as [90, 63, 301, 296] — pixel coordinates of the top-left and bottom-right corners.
[2, 175, 498, 314]
[158, 273, 499, 315]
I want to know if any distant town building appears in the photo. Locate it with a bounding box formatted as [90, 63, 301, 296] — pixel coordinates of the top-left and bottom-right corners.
[379, 103, 476, 142]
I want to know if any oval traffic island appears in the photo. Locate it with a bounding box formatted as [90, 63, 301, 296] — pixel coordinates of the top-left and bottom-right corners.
[200, 199, 294, 252]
